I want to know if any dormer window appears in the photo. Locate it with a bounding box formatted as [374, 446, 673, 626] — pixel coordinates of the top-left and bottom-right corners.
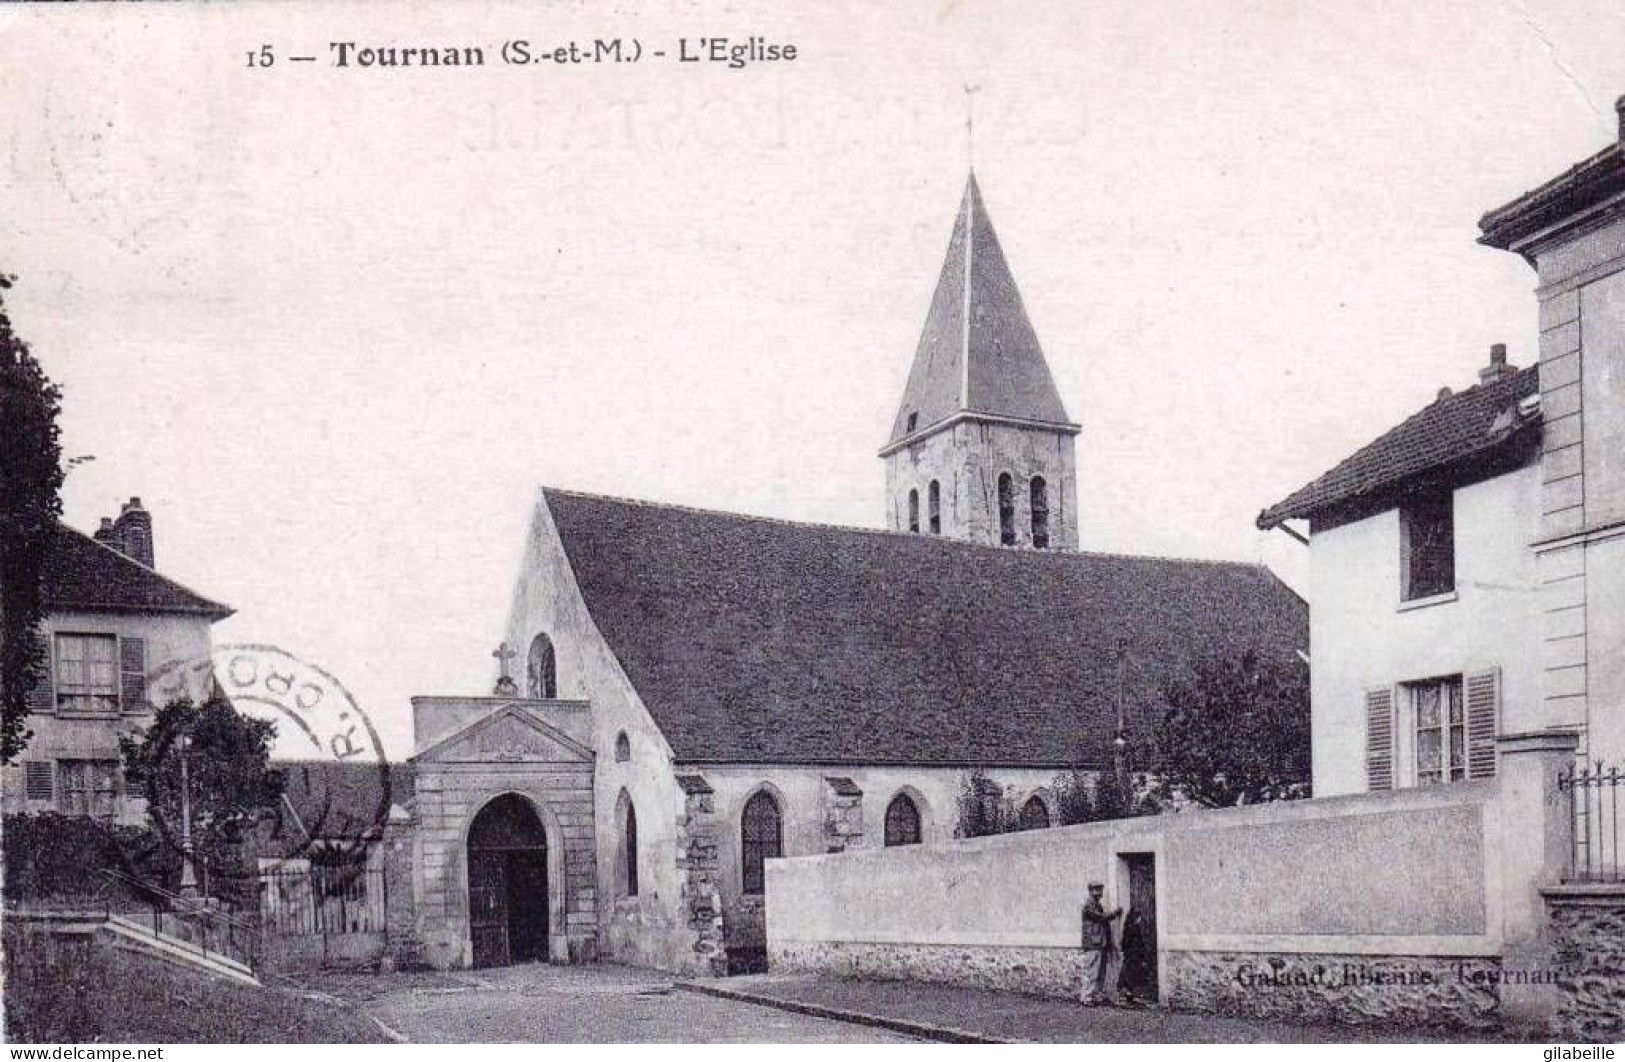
[905, 412, 918, 434]
[1400, 493, 1454, 601]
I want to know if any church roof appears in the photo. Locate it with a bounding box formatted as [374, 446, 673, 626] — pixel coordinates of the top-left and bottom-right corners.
[545, 488, 1306, 770]
[41, 524, 233, 618]
[1256, 365, 1540, 530]
[885, 174, 1076, 449]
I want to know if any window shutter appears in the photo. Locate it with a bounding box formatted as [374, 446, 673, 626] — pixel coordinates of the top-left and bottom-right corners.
[120, 637, 148, 713]
[1365, 686, 1396, 791]
[1464, 667, 1501, 779]
[24, 761, 54, 801]
[24, 632, 54, 714]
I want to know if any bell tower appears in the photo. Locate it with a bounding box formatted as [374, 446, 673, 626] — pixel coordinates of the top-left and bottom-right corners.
[880, 174, 1080, 549]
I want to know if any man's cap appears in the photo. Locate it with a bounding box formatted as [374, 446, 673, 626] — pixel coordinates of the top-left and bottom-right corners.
[1087, 881, 1104, 888]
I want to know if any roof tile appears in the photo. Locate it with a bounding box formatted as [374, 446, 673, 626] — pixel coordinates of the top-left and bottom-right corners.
[42, 524, 233, 618]
[1257, 366, 1540, 529]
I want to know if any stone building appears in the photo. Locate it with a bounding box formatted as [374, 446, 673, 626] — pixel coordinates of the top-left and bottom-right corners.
[397, 174, 1308, 974]
[2, 499, 233, 825]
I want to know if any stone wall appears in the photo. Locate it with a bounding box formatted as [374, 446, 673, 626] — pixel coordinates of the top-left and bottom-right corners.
[1164, 951, 1502, 1031]
[676, 777, 727, 975]
[774, 939, 1084, 998]
[381, 811, 418, 969]
[1545, 885, 1625, 1039]
[766, 776, 1551, 1029]
[772, 941, 1506, 1030]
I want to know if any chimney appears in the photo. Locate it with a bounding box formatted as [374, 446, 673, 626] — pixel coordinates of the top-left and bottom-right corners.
[93, 517, 122, 552]
[112, 497, 154, 568]
[1479, 342, 1517, 385]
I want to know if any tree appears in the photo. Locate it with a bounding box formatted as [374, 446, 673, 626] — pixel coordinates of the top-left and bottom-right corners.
[1152, 648, 1310, 808]
[120, 693, 283, 896]
[954, 769, 1015, 838]
[0, 273, 65, 763]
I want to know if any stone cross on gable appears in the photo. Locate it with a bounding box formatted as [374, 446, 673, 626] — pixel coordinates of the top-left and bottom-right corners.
[492, 642, 519, 697]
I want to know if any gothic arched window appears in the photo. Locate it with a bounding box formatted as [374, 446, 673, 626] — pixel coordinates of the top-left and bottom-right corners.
[1019, 796, 1051, 830]
[614, 732, 631, 762]
[741, 790, 782, 895]
[884, 793, 922, 847]
[1030, 476, 1050, 549]
[908, 489, 920, 533]
[617, 790, 639, 897]
[527, 634, 557, 699]
[928, 480, 942, 535]
[998, 473, 1016, 546]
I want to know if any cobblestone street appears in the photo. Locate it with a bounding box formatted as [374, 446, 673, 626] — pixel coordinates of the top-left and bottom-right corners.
[290, 964, 916, 1043]
[289, 964, 1526, 1043]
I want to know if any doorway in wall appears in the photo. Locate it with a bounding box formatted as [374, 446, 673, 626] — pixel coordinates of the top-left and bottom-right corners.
[1117, 852, 1159, 1002]
[467, 794, 550, 968]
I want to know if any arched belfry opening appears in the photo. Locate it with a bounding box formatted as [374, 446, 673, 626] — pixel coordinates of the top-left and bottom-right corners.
[467, 793, 551, 968]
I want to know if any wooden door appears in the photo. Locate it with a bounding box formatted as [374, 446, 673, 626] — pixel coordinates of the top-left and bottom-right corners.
[469, 848, 509, 968]
[506, 850, 550, 962]
[1121, 854, 1159, 1000]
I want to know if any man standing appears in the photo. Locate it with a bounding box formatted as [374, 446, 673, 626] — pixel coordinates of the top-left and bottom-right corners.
[1079, 881, 1124, 1005]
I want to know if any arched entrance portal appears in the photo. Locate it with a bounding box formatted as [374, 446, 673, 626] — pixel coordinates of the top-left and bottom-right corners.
[467, 794, 550, 968]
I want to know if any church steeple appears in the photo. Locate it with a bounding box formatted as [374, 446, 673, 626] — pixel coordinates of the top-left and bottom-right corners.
[887, 174, 1073, 444]
[881, 174, 1081, 550]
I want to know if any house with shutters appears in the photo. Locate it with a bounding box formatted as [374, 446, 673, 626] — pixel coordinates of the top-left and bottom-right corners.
[1256, 350, 1540, 796]
[2, 498, 234, 825]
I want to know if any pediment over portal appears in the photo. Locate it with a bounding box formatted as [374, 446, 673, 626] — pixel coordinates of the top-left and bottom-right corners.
[413, 702, 594, 765]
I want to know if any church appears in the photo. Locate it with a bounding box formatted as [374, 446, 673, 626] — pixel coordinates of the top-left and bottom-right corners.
[398, 174, 1308, 975]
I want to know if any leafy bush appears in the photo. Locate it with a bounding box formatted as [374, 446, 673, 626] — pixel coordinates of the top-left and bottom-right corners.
[2, 812, 180, 904]
[1050, 769, 1161, 825]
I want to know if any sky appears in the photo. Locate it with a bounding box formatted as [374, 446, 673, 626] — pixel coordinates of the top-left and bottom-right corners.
[4, 0, 1624, 758]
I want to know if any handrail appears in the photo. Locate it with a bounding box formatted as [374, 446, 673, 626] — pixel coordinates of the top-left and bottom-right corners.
[97, 868, 259, 968]
[98, 867, 257, 934]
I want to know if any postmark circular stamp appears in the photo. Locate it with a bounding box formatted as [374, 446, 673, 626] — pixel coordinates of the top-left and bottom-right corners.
[138, 643, 391, 880]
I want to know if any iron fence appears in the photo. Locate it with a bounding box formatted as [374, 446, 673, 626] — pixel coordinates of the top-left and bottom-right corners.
[258, 864, 386, 936]
[1558, 760, 1623, 883]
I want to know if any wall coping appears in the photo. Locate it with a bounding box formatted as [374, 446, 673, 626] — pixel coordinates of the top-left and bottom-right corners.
[771, 781, 1496, 870]
[410, 695, 591, 710]
[1541, 883, 1625, 904]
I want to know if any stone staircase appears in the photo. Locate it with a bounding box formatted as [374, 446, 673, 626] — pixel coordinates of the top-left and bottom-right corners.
[10, 908, 260, 987]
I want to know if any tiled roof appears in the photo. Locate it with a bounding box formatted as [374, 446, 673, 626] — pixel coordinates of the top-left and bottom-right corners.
[264, 760, 413, 854]
[675, 773, 714, 796]
[886, 174, 1074, 447]
[41, 524, 233, 618]
[545, 489, 1307, 769]
[1256, 367, 1540, 529]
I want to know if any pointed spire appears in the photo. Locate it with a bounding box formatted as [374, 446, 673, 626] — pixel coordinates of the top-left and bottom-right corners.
[887, 174, 1073, 445]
